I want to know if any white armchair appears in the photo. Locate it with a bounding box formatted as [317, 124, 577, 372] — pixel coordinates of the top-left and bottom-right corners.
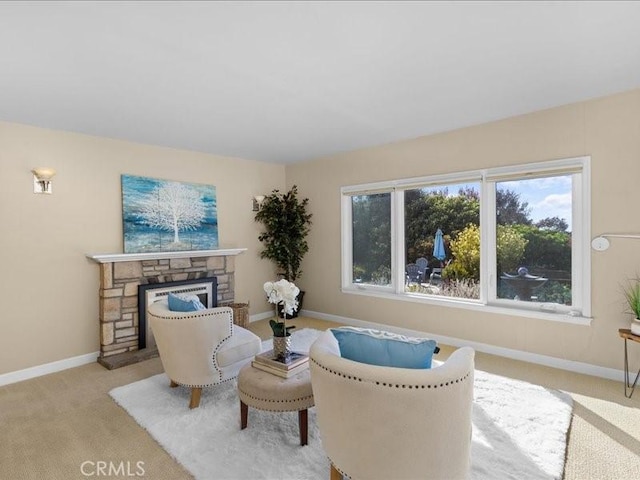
[148, 299, 261, 408]
[310, 329, 475, 480]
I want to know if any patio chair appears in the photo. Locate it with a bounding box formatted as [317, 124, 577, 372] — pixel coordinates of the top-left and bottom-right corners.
[415, 257, 429, 282]
[405, 263, 422, 285]
[429, 259, 451, 285]
[430, 266, 443, 284]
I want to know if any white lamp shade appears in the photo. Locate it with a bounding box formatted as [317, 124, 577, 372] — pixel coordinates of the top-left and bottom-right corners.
[32, 167, 56, 181]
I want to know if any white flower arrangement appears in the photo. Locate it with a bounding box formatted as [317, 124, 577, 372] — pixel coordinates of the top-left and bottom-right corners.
[264, 279, 300, 337]
[264, 279, 300, 316]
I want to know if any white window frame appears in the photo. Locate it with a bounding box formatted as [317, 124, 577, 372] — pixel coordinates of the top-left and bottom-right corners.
[341, 156, 591, 325]
[341, 189, 396, 294]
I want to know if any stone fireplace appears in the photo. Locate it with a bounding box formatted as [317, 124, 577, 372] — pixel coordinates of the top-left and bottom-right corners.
[87, 248, 246, 368]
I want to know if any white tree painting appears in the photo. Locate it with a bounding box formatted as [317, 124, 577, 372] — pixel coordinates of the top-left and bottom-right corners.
[139, 182, 206, 243]
[121, 175, 218, 253]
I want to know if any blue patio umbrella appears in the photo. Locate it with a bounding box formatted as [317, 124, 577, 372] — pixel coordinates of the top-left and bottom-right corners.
[433, 228, 446, 261]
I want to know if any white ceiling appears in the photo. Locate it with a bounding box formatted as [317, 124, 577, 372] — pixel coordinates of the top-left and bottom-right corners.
[1, 1, 640, 165]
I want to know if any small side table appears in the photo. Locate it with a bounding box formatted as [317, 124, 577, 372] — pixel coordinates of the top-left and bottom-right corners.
[619, 328, 640, 398]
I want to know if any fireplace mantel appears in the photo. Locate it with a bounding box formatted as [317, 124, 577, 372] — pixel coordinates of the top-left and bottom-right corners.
[86, 248, 247, 264]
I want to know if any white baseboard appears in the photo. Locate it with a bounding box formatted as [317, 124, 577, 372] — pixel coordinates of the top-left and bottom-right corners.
[4, 308, 623, 387]
[249, 310, 274, 323]
[1, 310, 274, 387]
[300, 309, 625, 383]
[0, 351, 100, 387]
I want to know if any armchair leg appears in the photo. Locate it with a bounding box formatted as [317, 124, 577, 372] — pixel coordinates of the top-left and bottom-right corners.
[330, 464, 342, 480]
[170, 380, 178, 388]
[189, 387, 202, 409]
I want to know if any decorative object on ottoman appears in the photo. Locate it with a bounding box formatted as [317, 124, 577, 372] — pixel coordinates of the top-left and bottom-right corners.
[254, 185, 312, 318]
[264, 279, 299, 360]
[310, 329, 475, 480]
[147, 299, 261, 408]
[252, 349, 309, 378]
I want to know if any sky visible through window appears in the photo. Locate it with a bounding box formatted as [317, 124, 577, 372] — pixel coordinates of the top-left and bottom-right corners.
[422, 175, 572, 231]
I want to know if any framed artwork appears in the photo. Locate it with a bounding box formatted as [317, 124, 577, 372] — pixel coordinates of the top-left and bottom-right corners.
[121, 174, 218, 253]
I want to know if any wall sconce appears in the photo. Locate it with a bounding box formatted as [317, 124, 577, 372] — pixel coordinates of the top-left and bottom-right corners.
[252, 195, 265, 212]
[591, 233, 640, 251]
[32, 167, 56, 194]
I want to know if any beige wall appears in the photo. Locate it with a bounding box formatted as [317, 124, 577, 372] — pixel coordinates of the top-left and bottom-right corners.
[2, 88, 639, 376]
[0, 122, 284, 375]
[287, 88, 640, 371]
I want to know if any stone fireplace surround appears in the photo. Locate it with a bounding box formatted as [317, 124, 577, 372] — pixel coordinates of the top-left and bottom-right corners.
[87, 248, 246, 369]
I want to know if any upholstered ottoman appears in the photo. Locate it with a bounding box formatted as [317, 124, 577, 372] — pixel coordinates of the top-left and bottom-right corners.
[237, 363, 314, 445]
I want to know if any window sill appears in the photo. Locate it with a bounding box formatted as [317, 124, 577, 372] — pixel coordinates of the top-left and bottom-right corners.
[342, 287, 592, 326]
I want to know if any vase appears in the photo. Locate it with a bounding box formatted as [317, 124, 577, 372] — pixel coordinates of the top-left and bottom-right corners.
[632, 318, 640, 336]
[273, 335, 292, 360]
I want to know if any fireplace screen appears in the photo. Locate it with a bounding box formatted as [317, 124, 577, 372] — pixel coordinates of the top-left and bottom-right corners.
[138, 277, 217, 349]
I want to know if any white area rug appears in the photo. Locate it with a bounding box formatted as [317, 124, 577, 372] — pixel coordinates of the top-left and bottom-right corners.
[110, 328, 573, 480]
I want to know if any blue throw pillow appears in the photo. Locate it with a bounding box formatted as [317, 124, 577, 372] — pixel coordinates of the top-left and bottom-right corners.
[167, 293, 206, 312]
[331, 327, 438, 369]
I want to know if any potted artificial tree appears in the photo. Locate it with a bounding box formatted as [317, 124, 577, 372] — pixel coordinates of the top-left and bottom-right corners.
[255, 185, 312, 319]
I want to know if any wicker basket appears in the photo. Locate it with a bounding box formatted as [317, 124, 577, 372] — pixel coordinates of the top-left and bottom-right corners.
[229, 302, 250, 328]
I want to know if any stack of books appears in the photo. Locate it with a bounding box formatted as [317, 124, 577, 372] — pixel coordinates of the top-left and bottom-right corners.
[252, 350, 309, 378]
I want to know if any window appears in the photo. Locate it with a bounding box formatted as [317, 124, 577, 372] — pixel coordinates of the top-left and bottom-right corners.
[341, 157, 591, 323]
[404, 183, 480, 299]
[492, 175, 573, 308]
[351, 193, 391, 287]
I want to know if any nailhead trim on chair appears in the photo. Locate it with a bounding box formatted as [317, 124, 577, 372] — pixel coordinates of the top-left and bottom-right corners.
[210, 326, 233, 381]
[310, 358, 472, 389]
[171, 376, 238, 389]
[330, 462, 348, 479]
[150, 309, 233, 321]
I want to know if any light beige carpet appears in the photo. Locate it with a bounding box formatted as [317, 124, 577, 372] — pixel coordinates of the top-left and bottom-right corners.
[1, 316, 639, 479]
